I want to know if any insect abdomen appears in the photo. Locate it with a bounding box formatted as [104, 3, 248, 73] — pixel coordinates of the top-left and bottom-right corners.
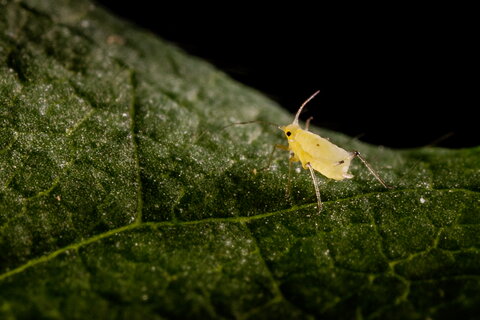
[295, 130, 352, 180]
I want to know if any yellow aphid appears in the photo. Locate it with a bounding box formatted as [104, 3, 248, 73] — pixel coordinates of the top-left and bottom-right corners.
[279, 91, 391, 212]
[280, 123, 353, 180]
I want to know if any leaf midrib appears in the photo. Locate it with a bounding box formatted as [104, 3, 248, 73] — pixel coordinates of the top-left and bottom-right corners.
[0, 186, 476, 282]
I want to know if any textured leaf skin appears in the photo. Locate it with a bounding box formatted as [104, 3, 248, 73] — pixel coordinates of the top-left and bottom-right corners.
[1, 1, 480, 319]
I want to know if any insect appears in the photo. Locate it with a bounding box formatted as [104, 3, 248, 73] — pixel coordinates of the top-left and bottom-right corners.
[278, 90, 392, 212]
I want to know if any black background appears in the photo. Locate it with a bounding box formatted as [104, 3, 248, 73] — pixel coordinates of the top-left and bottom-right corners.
[95, 1, 476, 149]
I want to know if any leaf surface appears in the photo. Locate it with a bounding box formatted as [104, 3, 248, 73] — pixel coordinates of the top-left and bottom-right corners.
[1, 1, 480, 319]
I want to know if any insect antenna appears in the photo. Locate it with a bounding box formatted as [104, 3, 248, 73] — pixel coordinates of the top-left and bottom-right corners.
[194, 120, 278, 142]
[293, 90, 320, 125]
[219, 120, 278, 130]
[305, 116, 314, 131]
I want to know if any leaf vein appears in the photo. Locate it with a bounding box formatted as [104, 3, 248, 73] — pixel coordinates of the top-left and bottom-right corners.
[1, 187, 477, 282]
[242, 222, 315, 319]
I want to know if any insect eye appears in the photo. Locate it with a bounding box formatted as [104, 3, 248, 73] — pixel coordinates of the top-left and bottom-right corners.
[286, 131, 291, 136]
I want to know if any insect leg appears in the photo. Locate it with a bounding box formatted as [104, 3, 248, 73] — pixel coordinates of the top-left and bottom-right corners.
[262, 144, 289, 171]
[286, 156, 292, 198]
[305, 117, 314, 131]
[306, 162, 322, 213]
[276, 144, 290, 151]
[351, 151, 393, 189]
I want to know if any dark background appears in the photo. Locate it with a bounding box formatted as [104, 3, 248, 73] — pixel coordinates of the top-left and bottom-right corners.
[95, 2, 476, 149]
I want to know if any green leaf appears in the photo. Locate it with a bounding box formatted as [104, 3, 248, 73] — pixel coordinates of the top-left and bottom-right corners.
[1, 1, 479, 319]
